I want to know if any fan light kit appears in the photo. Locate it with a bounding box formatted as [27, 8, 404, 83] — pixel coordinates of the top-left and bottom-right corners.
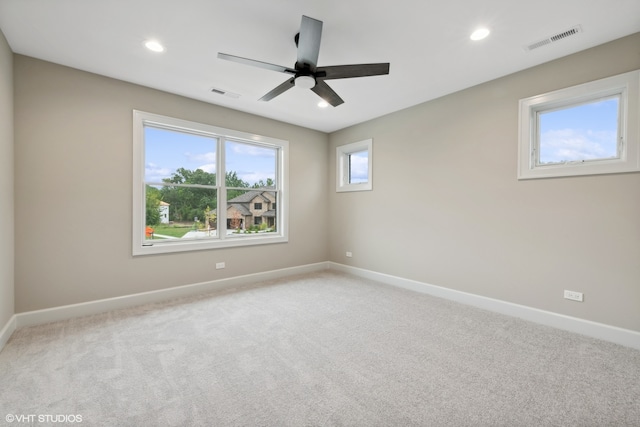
[295, 75, 316, 89]
[218, 15, 390, 107]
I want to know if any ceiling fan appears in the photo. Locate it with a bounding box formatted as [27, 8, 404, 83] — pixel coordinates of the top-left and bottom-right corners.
[217, 15, 390, 107]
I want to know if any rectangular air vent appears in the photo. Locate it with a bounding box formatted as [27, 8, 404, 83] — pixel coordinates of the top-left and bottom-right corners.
[210, 87, 240, 98]
[524, 25, 583, 51]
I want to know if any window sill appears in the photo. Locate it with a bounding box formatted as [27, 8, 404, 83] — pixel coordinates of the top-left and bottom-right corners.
[133, 233, 289, 256]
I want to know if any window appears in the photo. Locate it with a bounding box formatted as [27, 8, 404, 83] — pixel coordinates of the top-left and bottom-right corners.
[254, 203, 262, 210]
[336, 139, 373, 192]
[518, 69, 640, 179]
[133, 111, 288, 255]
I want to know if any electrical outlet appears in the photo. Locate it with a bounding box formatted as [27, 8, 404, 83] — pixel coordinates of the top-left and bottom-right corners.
[564, 290, 583, 302]
[216, 262, 225, 270]
[346, 251, 353, 258]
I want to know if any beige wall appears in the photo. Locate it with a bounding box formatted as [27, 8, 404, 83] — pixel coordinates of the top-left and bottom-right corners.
[0, 29, 14, 327]
[14, 55, 329, 312]
[329, 33, 640, 332]
[10, 33, 640, 333]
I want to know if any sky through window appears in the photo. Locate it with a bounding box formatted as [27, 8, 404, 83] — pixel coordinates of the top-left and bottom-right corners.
[144, 126, 276, 186]
[538, 97, 619, 164]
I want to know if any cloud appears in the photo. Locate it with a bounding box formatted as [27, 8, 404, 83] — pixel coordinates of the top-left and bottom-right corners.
[539, 128, 617, 163]
[185, 151, 216, 163]
[349, 153, 369, 182]
[236, 171, 275, 186]
[197, 163, 216, 174]
[145, 162, 173, 182]
[228, 143, 275, 158]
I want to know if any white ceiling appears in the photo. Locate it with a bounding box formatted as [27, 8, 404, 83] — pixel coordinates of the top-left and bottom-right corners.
[1, 0, 639, 133]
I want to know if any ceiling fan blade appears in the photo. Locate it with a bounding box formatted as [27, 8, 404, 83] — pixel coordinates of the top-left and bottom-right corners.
[218, 53, 296, 75]
[296, 16, 323, 70]
[311, 81, 344, 107]
[259, 77, 296, 102]
[317, 63, 390, 80]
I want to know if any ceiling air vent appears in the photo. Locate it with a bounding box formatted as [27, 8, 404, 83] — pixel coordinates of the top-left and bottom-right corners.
[210, 87, 240, 99]
[524, 25, 583, 51]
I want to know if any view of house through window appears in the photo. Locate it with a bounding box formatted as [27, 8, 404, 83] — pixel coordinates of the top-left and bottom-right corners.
[538, 96, 620, 165]
[134, 111, 288, 255]
[144, 126, 218, 240]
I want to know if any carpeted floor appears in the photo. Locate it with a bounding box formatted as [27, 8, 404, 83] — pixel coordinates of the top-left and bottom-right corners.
[1, 270, 639, 426]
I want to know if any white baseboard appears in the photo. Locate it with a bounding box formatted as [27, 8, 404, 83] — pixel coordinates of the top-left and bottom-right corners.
[5, 261, 638, 353]
[0, 314, 17, 354]
[329, 262, 640, 351]
[15, 262, 330, 329]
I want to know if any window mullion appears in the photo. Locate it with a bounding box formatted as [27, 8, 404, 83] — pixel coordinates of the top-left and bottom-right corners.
[218, 137, 227, 240]
[617, 92, 625, 159]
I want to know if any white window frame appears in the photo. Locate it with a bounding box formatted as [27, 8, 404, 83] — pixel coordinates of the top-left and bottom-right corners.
[518, 69, 640, 180]
[336, 139, 373, 192]
[132, 110, 289, 256]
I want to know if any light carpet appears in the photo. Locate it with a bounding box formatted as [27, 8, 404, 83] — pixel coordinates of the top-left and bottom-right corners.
[1, 270, 639, 426]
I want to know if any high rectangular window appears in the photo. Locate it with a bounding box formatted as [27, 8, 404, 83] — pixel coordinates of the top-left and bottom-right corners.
[518, 69, 640, 179]
[133, 111, 288, 255]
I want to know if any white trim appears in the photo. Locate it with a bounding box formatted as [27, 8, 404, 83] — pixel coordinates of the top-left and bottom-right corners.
[0, 314, 17, 354]
[328, 262, 640, 350]
[15, 262, 329, 329]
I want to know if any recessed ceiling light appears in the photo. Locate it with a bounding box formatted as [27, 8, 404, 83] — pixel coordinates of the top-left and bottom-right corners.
[318, 100, 329, 108]
[144, 40, 165, 53]
[470, 28, 490, 41]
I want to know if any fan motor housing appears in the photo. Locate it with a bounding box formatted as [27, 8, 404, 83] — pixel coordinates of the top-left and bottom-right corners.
[294, 75, 316, 89]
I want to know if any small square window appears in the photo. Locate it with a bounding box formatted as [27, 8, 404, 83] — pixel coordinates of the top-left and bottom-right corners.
[336, 139, 373, 192]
